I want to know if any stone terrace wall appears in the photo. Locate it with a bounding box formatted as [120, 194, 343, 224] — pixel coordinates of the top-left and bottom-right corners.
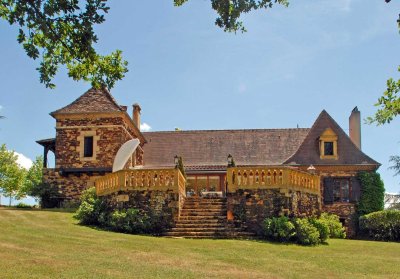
[227, 189, 321, 235]
[104, 190, 181, 225]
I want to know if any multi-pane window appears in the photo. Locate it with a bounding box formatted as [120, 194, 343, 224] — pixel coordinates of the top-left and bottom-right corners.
[333, 179, 350, 202]
[83, 136, 94, 157]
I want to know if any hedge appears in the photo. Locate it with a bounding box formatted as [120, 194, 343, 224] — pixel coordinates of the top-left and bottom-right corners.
[359, 210, 400, 241]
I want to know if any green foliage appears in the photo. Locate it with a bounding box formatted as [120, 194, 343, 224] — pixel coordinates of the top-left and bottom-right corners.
[0, 144, 26, 205]
[0, 0, 128, 89]
[293, 218, 321, 246]
[174, 0, 289, 33]
[15, 202, 32, 208]
[262, 215, 342, 245]
[308, 218, 329, 243]
[23, 156, 43, 194]
[319, 213, 346, 238]
[74, 187, 105, 225]
[263, 216, 295, 242]
[367, 74, 400, 125]
[359, 210, 400, 241]
[28, 182, 61, 208]
[357, 172, 385, 216]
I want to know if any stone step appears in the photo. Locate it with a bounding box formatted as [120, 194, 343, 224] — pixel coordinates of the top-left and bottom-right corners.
[180, 211, 227, 216]
[171, 227, 226, 233]
[178, 215, 226, 220]
[176, 223, 225, 228]
[177, 219, 224, 224]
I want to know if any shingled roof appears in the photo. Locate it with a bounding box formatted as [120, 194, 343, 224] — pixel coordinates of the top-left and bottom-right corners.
[51, 87, 123, 116]
[284, 110, 380, 166]
[142, 129, 310, 170]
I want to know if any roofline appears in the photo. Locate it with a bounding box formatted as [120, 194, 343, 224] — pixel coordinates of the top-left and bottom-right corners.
[143, 128, 310, 134]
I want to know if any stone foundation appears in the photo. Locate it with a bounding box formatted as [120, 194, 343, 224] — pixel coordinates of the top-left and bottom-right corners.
[43, 168, 108, 203]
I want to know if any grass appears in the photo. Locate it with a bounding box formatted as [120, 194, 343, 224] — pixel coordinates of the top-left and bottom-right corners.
[0, 208, 400, 279]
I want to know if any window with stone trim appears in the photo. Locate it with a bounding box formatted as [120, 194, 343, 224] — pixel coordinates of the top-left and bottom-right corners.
[324, 177, 361, 204]
[83, 136, 94, 157]
[319, 128, 338, 160]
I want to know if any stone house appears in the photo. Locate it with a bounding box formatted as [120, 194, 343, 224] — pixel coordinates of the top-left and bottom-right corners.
[37, 87, 380, 237]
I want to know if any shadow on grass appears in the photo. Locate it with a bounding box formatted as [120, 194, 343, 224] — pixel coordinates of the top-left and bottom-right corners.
[0, 206, 77, 214]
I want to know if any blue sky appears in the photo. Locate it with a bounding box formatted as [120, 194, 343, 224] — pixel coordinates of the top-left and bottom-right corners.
[0, 0, 400, 196]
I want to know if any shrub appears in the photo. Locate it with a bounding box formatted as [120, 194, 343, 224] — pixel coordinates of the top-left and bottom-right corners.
[74, 187, 106, 225]
[309, 218, 329, 243]
[15, 202, 32, 209]
[263, 216, 296, 242]
[359, 210, 400, 241]
[357, 172, 385, 216]
[109, 208, 149, 234]
[319, 213, 346, 239]
[293, 218, 321, 246]
[28, 182, 62, 208]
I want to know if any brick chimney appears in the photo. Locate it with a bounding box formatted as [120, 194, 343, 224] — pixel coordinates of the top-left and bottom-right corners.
[349, 106, 361, 150]
[132, 103, 141, 130]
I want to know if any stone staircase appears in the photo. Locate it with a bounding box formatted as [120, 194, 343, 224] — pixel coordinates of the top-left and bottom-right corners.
[165, 196, 255, 239]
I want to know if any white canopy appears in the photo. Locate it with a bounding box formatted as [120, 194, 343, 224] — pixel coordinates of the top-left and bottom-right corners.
[112, 139, 140, 172]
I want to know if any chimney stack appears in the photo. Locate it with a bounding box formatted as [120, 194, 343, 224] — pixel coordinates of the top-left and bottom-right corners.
[132, 103, 141, 130]
[349, 106, 361, 150]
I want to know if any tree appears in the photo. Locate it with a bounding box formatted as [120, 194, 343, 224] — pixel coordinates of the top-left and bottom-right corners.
[0, 144, 26, 206]
[0, 0, 128, 89]
[389, 155, 400, 177]
[174, 0, 288, 33]
[357, 172, 385, 216]
[23, 156, 43, 196]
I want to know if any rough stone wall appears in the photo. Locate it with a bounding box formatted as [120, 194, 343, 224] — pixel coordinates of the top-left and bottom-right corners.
[323, 203, 357, 237]
[227, 189, 320, 235]
[43, 168, 106, 202]
[105, 190, 180, 224]
[55, 116, 136, 168]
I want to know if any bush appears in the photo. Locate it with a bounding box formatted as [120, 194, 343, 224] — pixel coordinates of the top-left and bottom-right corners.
[359, 210, 400, 241]
[319, 213, 346, 239]
[15, 202, 32, 209]
[28, 182, 62, 208]
[309, 218, 329, 243]
[74, 187, 106, 225]
[293, 218, 321, 246]
[263, 216, 296, 242]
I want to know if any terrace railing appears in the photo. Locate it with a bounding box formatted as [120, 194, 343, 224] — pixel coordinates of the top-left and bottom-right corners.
[226, 166, 320, 195]
[96, 168, 186, 197]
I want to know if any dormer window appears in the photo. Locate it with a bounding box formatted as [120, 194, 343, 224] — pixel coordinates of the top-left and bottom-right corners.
[319, 128, 338, 160]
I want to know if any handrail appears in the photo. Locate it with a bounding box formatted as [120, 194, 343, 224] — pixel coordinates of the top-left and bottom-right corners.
[226, 166, 320, 195]
[95, 168, 186, 196]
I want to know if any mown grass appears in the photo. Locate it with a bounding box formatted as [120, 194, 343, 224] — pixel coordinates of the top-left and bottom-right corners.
[0, 208, 400, 279]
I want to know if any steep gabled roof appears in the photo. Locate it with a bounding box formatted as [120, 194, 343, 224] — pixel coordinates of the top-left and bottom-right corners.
[142, 128, 310, 170]
[51, 87, 123, 116]
[284, 110, 380, 166]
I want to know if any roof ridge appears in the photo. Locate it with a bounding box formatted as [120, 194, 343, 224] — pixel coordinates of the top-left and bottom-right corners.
[142, 128, 310, 134]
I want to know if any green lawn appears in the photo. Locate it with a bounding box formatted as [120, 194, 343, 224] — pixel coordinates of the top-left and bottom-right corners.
[0, 208, 399, 279]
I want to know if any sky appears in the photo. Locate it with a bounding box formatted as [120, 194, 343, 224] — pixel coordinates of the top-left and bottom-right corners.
[0, 0, 400, 195]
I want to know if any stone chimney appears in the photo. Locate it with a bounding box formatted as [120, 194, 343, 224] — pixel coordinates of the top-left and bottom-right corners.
[132, 103, 141, 130]
[349, 106, 361, 150]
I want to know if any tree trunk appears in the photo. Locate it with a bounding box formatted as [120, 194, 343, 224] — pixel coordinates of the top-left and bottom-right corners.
[9, 193, 12, 207]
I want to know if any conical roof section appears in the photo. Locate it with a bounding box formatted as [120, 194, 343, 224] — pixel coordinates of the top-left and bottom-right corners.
[51, 87, 123, 116]
[284, 110, 380, 166]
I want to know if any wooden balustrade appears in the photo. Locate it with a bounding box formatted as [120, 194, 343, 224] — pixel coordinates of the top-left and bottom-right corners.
[226, 166, 320, 195]
[96, 168, 186, 196]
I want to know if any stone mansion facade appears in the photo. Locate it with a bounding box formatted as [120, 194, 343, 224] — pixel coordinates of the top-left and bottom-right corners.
[37, 87, 380, 237]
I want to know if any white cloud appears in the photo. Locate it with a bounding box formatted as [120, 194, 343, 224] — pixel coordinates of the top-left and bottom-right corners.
[14, 152, 33, 169]
[0, 105, 2, 110]
[140, 123, 152, 132]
